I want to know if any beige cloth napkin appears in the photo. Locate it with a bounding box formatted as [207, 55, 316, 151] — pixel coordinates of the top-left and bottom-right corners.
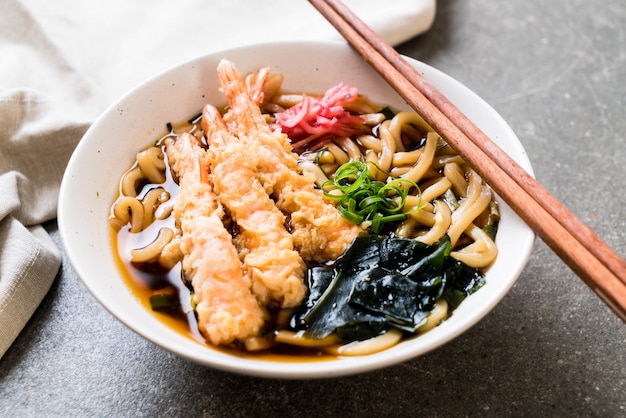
[0, 0, 436, 357]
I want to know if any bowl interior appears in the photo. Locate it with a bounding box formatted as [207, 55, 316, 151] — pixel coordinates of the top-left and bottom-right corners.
[58, 40, 535, 379]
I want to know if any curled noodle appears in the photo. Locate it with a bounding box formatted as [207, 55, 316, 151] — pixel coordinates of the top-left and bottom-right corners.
[111, 196, 143, 233]
[120, 167, 145, 197]
[141, 187, 170, 230]
[137, 146, 166, 184]
[130, 227, 175, 263]
[447, 169, 493, 247]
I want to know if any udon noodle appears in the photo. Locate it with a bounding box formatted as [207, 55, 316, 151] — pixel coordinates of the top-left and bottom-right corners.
[109, 61, 499, 357]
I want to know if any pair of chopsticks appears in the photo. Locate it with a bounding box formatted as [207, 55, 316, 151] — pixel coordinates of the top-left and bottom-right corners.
[309, 0, 626, 322]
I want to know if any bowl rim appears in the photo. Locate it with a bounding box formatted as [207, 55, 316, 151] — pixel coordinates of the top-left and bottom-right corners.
[58, 39, 535, 379]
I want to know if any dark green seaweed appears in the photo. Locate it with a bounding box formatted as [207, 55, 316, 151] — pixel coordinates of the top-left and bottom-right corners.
[293, 234, 485, 342]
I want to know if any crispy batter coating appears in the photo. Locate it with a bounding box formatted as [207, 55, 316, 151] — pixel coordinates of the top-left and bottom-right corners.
[166, 133, 266, 345]
[203, 106, 306, 308]
[217, 59, 363, 262]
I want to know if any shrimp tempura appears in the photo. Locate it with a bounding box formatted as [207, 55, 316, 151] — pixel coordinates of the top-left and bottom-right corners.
[202, 105, 307, 308]
[166, 133, 266, 345]
[217, 59, 362, 262]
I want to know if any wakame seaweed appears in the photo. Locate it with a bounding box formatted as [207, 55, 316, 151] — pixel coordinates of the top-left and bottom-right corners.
[293, 234, 485, 342]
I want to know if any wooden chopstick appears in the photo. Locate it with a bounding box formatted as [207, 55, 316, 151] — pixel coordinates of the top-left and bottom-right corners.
[309, 0, 626, 322]
[318, 0, 626, 284]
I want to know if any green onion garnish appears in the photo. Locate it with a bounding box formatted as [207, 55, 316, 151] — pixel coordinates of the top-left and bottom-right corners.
[149, 293, 179, 313]
[323, 159, 421, 233]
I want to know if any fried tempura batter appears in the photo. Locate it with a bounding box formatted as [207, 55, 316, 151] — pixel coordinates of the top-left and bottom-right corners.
[202, 105, 307, 308]
[165, 133, 266, 345]
[216, 59, 362, 262]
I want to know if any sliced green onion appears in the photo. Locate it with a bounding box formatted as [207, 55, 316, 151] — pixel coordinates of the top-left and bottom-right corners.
[149, 293, 179, 313]
[443, 189, 460, 211]
[322, 159, 422, 233]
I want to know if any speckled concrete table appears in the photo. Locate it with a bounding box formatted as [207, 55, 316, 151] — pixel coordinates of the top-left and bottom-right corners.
[1, 1, 625, 416]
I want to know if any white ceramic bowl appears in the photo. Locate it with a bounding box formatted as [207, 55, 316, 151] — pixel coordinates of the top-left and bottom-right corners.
[58, 40, 535, 379]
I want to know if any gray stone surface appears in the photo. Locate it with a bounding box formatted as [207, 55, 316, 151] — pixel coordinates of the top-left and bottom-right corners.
[1, 1, 624, 416]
